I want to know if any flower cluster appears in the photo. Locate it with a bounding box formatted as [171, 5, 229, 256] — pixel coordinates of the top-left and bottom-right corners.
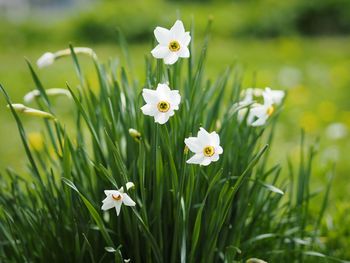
[33, 20, 285, 216]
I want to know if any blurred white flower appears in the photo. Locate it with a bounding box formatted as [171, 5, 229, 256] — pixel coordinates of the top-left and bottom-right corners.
[278, 66, 302, 88]
[248, 90, 275, 127]
[141, 83, 181, 124]
[24, 88, 72, 103]
[151, 20, 191, 65]
[101, 182, 136, 216]
[185, 127, 223, 166]
[235, 87, 284, 126]
[326, 122, 348, 140]
[37, 52, 55, 68]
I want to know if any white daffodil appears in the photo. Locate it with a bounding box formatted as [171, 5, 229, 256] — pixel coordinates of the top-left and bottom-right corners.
[101, 182, 136, 216]
[151, 20, 191, 65]
[248, 91, 275, 127]
[141, 83, 181, 124]
[184, 127, 223, 166]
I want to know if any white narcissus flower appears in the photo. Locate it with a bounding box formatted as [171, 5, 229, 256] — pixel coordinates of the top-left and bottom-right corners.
[141, 83, 181, 124]
[101, 182, 136, 216]
[37, 52, 55, 68]
[184, 127, 223, 166]
[248, 90, 275, 127]
[151, 20, 191, 65]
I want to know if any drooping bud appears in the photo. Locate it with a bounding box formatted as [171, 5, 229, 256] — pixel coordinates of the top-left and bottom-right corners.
[128, 128, 141, 142]
[24, 88, 72, 103]
[7, 104, 56, 120]
[37, 52, 55, 68]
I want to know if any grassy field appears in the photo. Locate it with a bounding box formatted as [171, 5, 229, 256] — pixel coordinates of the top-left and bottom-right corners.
[1, 35, 350, 258]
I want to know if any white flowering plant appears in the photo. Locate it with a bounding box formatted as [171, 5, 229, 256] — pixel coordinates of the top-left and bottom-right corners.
[0, 20, 335, 262]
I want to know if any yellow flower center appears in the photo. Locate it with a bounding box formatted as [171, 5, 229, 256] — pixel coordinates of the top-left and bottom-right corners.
[266, 106, 274, 116]
[157, 101, 170, 112]
[203, 146, 215, 157]
[168, 40, 181, 52]
[112, 194, 122, 201]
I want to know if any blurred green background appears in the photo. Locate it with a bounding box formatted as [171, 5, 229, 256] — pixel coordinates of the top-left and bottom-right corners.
[0, 0, 349, 258]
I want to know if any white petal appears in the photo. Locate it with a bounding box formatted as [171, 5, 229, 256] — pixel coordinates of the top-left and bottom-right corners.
[170, 20, 185, 39]
[142, 89, 159, 104]
[200, 157, 212, 166]
[104, 190, 118, 196]
[102, 200, 115, 211]
[180, 32, 191, 46]
[184, 137, 202, 153]
[156, 83, 171, 94]
[154, 27, 171, 45]
[151, 45, 170, 59]
[216, 146, 223, 154]
[169, 90, 181, 106]
[210, 154, 220, 162]
[154, 112, 170, 124]
[141, 104, 157, 117]
[251, 116, 268, 127]
[163, 52, 179, 65]
[197, 127, 212, 144]
[209, 131, 220, 146]
[178, 46, 190, 58]
[122, 194, 136, 206]
[115, 201, 122, 216]
[186, 153, 204, 165]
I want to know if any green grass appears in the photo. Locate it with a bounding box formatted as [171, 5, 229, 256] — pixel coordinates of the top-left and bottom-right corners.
[0, 29, 345, 261]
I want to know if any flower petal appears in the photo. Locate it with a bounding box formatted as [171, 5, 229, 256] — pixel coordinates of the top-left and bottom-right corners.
[151, 44, 170, 59]
[209, 132, 220, 146]
[251, 116, 268, 126]
[180, 32, 191, 46]
[163, 52, 179, 65]
[186, 153, 204, 165]
[154, 112, 170, 124]
[154, 26, 171, 44]
[211, 154, 220, 162]
[115, 201, 122, 216]
[142, 89, 159, 104]
[200, 157, 212, 166]
[184, 137, 202, 153]
[102, 200, 115, 211]
[170, 20, 185, 38]
[141, 104, 157, 117]
[122, 194, 136, 206]
[198, 127, 212, 145]
[178, 46, 190, 58]
[216, 146, 223, 155]
[169, 90, 181, 106]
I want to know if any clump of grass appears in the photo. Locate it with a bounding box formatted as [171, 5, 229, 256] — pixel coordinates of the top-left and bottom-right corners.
[0, 22, 337, 262]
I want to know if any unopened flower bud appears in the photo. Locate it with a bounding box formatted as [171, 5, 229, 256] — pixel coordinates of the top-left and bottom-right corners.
[24, 88, 72, 103]
[128, 128, 141, 142]
[7, 103, 56, 120]
[37, 52, 55, 68]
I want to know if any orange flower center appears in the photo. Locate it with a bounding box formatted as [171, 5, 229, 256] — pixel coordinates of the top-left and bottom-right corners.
[112, 194, 122, 201]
